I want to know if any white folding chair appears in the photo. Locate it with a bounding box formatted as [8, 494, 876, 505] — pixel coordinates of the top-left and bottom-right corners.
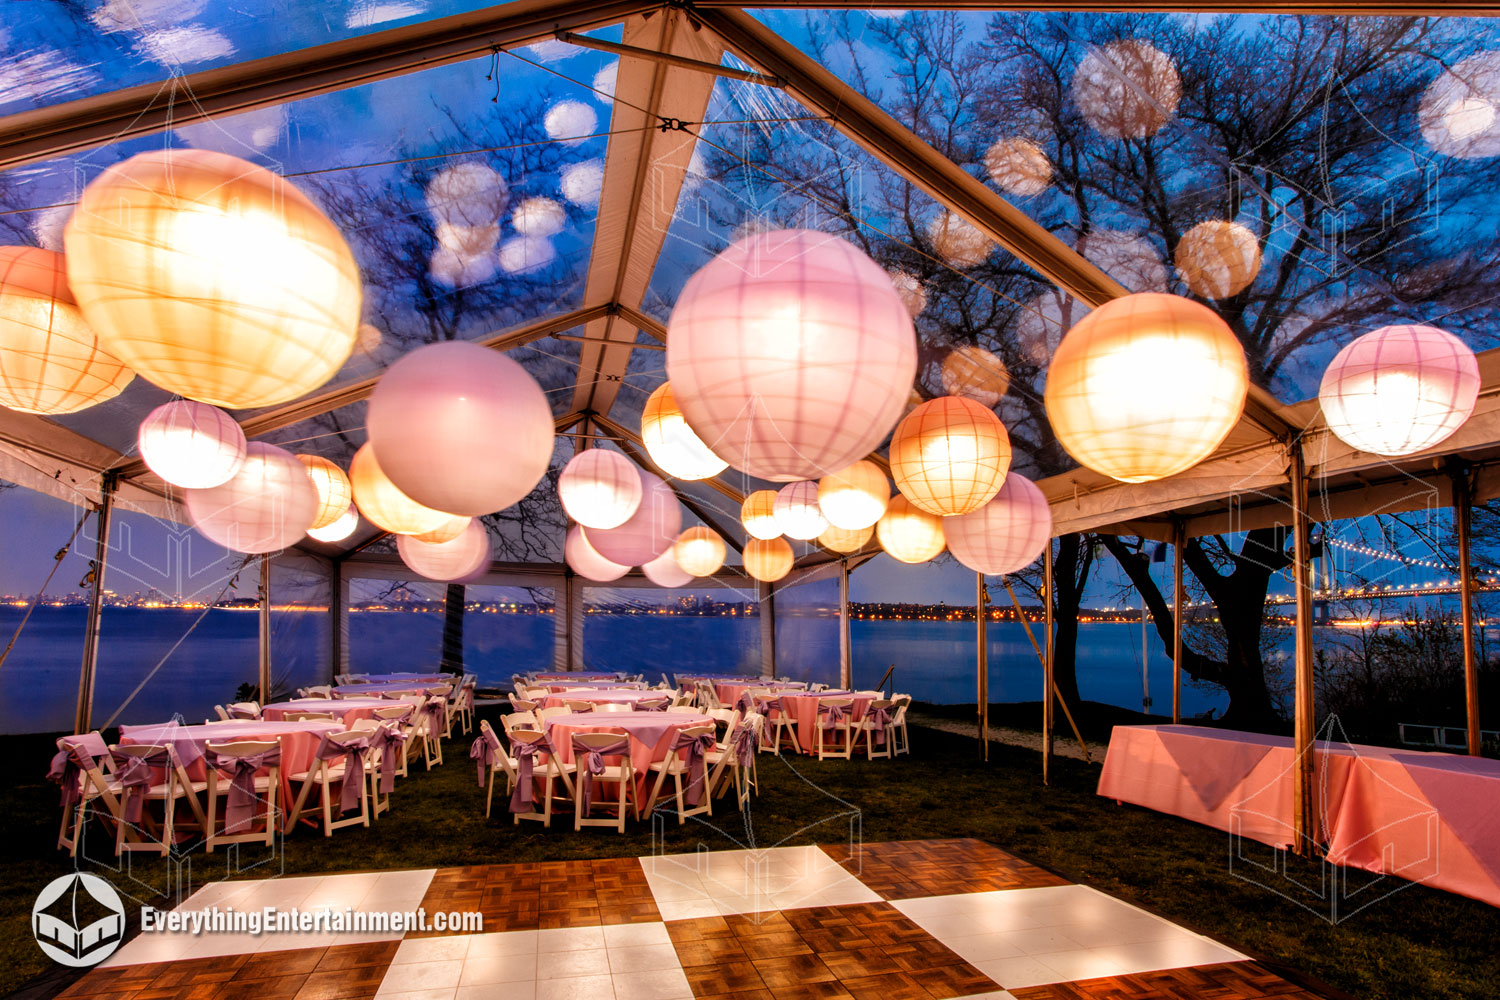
[50, 735, 123, 857]
[285, 731, 371, 837]
[643, 725, 717, 824]
[203, 740, 280, 851]
[857, 699, 897, 760]
[570, 731, 634, 833]
[372, 705, 416, 779]
[473, 720, 516, 818]
[110, 743, 208, 857]
[507, 728, 575, 828]
[813, 698, 856, 760]
[891, 694, 912, 756]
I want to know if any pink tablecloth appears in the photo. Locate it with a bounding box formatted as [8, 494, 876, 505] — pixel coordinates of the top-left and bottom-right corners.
[333, 682, 439, 697]
[355, 672, 447, 681]
[775, 693, 873, 753]
[545, 711, 713, 800]
[544, 681, 646, 693]
[536, 673, 619, 681]
[263, 698, 391, 724]
[541, 689, 658, 710]
[715, 681, 806, 708]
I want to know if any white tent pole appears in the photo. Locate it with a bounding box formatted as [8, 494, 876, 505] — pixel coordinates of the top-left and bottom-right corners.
[1290, 445, 1319, 855]
[258, 555, 272, 703]
[73, 472, 116, 734]
[838, 559, 852, 690]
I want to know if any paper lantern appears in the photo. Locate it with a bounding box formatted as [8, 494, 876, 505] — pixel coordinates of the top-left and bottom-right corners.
[984, 137, 1051, 196]
[429, 245, 497, 288]
[559, 449, 642, 529]
[889, 397, 1012, 517]
[137, 400, 245, 489]
[296, 454, 354, 530]
[887, 269, 927, 318]
[1420, 51, 1500, 159]
[673, 526, 726, 577]
[349, 443, 466, 536]
[641, 382, 728, 480]
[435, 221, 500, 257]
[1175, 221, 1261, 300]
[741, 490, 782, 540]
[412, 518, 469, 544]
[940, 346, 1010, 407]
[565, 524, 628, 582]
[184, 442, 319, 554]
[64, 149, 361, 408]
[1080, 229, 1168, 293]
[0, 246, 134, 415]
[1045, 293, 1248, 483]
[545, 100, 598, 145]
[927, 211, 994, 269]
[876, 495, 945, 565]
[743, 537, 794, 583]
[512, 197, 566, 237]
[561, 159, 605, 208]
[945, 473, 1053, 576]
[817, 460, 889, 530]
[307, 505, 359, 543]
[368, 341, 554, 517]
[397, 518, 492, 582]
[425, 163, 507, 230]
[1318, 325, 1480, 457]
[582, 470, 681, 566]
[819, 523, 873, 554]
[666, 229, 917, 481]
[1073, 40, 1181, 139]
[498, 236, 556, 274]
[773, 481, 828, 540]
[642, 549, 693, 588]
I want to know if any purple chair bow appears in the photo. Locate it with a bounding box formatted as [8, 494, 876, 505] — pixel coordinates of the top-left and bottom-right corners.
[373, 726, 409, 794]
[46, 744, 89, 811]
[112, 745, 176, 824]
[867, 706, 893, 746]
[736, 692, 756, 714]
[634, 698, 670, 712]
[574, 735, 631, 814]
[508, 734, 552, 813]
[206, 745, 281, 833]
[666, 730, 717, 806]
[820, 703, 847, 726]
[314, 734, 368, 813]
[227, 705, 258, 720]
[470, 733, 498, 788]
[729, 722, 757, 769]
[423, 699, 446, 735]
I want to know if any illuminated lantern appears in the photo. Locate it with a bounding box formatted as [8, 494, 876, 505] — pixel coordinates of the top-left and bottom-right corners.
[666, 229, 917, 481]
[1419, 51, 1500, 159]
[876, 495, 945, 565]
[565, 524, 628, 582]
[741, 490, 782, 540]
[498, 236, 555, 274]
[945, 473, 1052, 576]
[398, 518, 492, 582]
[773, 481, 828, 540]
[817, 460, 888, 530]
[819, 523, 873, 554]
[743, 537, 794, 583]
[940, 346, 1010, 407]
[642, 549, 693, 588]
[889, 396, 1012, 516]
[1044, 293, 1248, 483]
[583, 470, 681, 566]
[1073, 40, 1181, 139]
[561, 159, 604, 208]
[1318, 325, 1480, 457]
[512, 197, 567, 237]
[425, 163, 507, 230]
[137, 400, 245, 489]
[984, 137, 1051, 196]
[673, 526, 726, 577]
[412, 518, 469, 544]
[1175, 221, 1261, 300]
[887, 269, 927, 318]
[0, 246, 134, 415]
[926, 211, 993, 269]
[296, 454, 353, 530]
[434, 221, 499, 258]
[558, 449, 642, 529]
[307, 505, 359, 543]
[367, 341, 554, 517]
[184, 442, 319, 554]
[64, 149, 361, 408]
[349, 443, 466, 537]
[545, 100, 598, 145]
[641, 382, 728, 480]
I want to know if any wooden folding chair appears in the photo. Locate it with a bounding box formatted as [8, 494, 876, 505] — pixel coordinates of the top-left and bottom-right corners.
[111, 743, 208, 857]
[284, 732, 371, 837]
[204, 740, 280, 851]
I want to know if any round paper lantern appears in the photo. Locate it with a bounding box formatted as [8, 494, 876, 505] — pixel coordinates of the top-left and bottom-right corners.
[940, 346, 1010, 407]
[425, 163, 507, 230]
[184, 442, 319, 554]
[1318, 325, 1480, 457]
[1045, 293, 1248, 483]
[137, 400, 246, 489]
[876, 495, 945, 565]
[0, 246, 134, 415]
[1175, 221, 1261, 300]
[984, 137, 1051, 196]
[296, 454, 354, 530]
[673, 526, 726, 577]
[1073, 40, 1181, 139]
[642, 549, 693, 588]
[307, 505, 359, 543]
[498, 236, 556, 274]
[741, 490, 782, 540]
[64, 149, 361, 409]
[641, 382, 728, 480]
[945, 473, 1053, 576]
[819, 523, 873, 554]
[927, 212, 994, 269]
[435, 221, 499, 257]
[559, 449, 642, 529]
[743, 537, 794, 583]
[412, 518, 469, 544]
[887, 269, 927, 318]
[565, 524, 628, 582]
[582, 470, 681, 566]
[349, 443, 466, 536]
[512, 197, 567, 238]
[545, 100, 598, 145]
[817, 460, 889, 530]
[773, 481, 828, 540]
[666, 229, 917, 481]
[1420, 51, 1500, 159]
[367, 341, 554, 517]
[561, 159, 605, 208]
[398, 518, 492, 582]
[889, 396, 1012, 516]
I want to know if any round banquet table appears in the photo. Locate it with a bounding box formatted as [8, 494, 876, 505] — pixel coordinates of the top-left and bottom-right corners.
[541, 689, 661, 710]
[543, 710, 714, 801]
[769, 692, 874, 753]
[263, 698, 392, 724]
[333, 682, 441, 697]
[715, 681, 806, 708]
[541, 680, 645, 692]
[351, 672, 448, 683]
[535, 672, 620, 681]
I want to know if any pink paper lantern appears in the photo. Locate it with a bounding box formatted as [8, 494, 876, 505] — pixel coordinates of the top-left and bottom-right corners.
[368, 341, 554, 517]
[137, 399, 246, 489]
[773, 480, 828, 540]
[184, 442, 319, 554]
[582, 470, 681, 566]
[945, 473, 1053, 576]
[397, 518, 492, 582]
[666, 229, 918, 481]
[642, 549, 693, 588]
[565, 524, 628, 583]
[558, 449, 642, 529]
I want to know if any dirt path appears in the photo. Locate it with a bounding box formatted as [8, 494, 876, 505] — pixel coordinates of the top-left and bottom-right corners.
[911, 711, 1096, 763]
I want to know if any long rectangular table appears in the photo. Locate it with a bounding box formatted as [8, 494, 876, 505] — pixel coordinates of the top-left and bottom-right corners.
[1098, 724, 1500, 909]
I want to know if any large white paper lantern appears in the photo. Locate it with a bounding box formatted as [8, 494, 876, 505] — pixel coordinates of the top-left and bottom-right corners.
[741, 490, 781, 540]
[641, 382, 728, 480]
[819, 523, 873, 554]
[137, 400, 246, 489]
[582, 470, 681, 566]
[545, 100, 598, 145]
[1045, 293, 1248, 483]
[940, 346, 1010, 407]
[673, 526, 726, 577]
[984, 137, 1051, 196]
[1420, 51, 1500, 159]
[558, 449, 642, 529]
[1175, 221, 1261, 300]
[349, 443, 466, 537]
[666, 229, 918, 481]
[773, 481, 828, 540]
[565, 524, 628, 582]
[876, 495, 945, 565]
[561, 159, 605, 208]
[743, 537, 794, 583]
[817, 460, 888, 530]
[367, 341, 554, 517]
[945, 473, 1053, 576]
[0, 246, 134, 415]
[307, 505, 359, 543]
[512, 197, 567, 237]
[398, 518, 492, 582]
[890, 396, 1012, 517]
[425, 163, 507, 230]
[296, 454, 354, 530]
[927, 212, 994, 269]
[642, 549, 693, 588]
[887, 269, 927, 318]
[1073, 40, 1181, 139]
[1318, 325, 1480, 457]
[184, 442, 319, 554]
[64, 149, 361, 409]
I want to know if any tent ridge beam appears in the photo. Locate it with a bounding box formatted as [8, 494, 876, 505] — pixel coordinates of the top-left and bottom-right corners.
[554, 30, 782, 86]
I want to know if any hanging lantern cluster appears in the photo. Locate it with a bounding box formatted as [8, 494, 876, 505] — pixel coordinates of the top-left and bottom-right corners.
[889, 396, 1012, 517]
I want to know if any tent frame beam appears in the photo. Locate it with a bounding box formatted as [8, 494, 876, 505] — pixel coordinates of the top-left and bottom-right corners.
[73, 473, 116, 735]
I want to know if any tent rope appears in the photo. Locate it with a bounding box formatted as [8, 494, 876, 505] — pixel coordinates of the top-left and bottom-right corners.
[0, 508, 92, 672]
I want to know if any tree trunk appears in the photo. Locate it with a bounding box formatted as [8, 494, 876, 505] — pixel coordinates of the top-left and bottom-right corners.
[440, 583, 465, 675]
[1049, 533, 1092, 714]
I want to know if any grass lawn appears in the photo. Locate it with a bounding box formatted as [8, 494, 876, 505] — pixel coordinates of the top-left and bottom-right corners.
[2, 706, 1496, 999]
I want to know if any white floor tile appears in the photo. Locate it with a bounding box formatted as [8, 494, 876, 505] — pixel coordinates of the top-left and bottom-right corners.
[535, 972, 616, 1000]
[465, 929, 540, 959]
[537, 925, 606, 953]
[459, 954, 539, 987]
[611, 968, 693, 1000]
[606, 943, 680, 974]
[602, 922, 671, 949]
[652, 897, 720, 921]
[393, 936, 472, 964]
[972, 955, 1067, 990]
[940, 932, 1027, 963]
[458, 984, 533, 1000]
[375, 959, 464, 996]
[538, 948, 610, 979]
[373, 990, 456, 1000]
